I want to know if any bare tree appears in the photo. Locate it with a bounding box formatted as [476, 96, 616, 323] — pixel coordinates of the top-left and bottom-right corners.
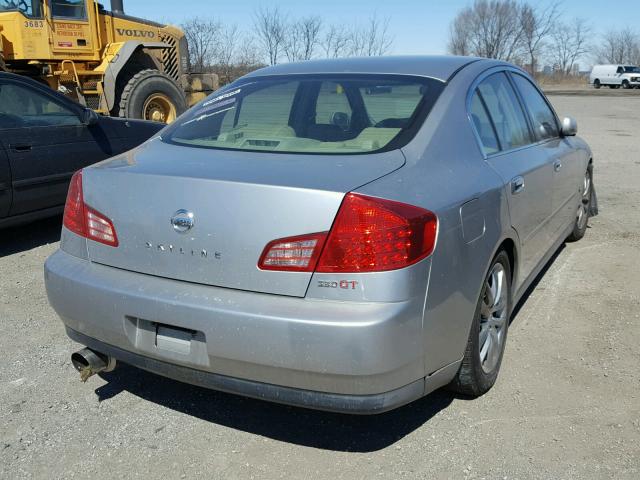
[284, 16, 323, 61]
[322, 24, 351, 58]
[283, 21, 304, 62]
[182, 18, 222, 72]
[520, 2, 561, 74]
[213, 24, 240, 84]
[448, 9, 473, 56]
[222, 35, 262, 80]
[349, 14, 394, 56]
[594, 28, 640, 64]
[236, 36, 262, 68]
[634, 42, 640, 65]
[619, 28, 639, 64]
[447, 0, 526, 62]
[253, 6, 287, 65]
[549, 17, 591, 74]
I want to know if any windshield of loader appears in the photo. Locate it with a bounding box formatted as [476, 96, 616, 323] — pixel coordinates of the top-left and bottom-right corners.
[0, 0, 43, 17]
[50, 0, 86, 19]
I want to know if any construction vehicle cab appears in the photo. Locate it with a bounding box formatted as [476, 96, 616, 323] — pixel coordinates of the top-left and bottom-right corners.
[0, 0, 217, 122]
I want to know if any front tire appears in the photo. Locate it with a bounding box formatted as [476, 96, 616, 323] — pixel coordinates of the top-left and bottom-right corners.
[450, 251, 511, 397]
[567, 168, 593, 242]
[117, 69, 186, 123]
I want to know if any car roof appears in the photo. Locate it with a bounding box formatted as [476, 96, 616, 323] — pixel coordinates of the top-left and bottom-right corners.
[243, 56, 494, 83]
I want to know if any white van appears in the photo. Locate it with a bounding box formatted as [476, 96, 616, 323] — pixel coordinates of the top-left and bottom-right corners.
[590, 65, 640, 89]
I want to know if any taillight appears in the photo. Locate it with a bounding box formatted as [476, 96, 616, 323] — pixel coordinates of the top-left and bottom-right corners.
[316, 194, 437, 272]
[258, 193, 438, 273]
[63, 170, 119, 247]
[258, 232, 327, 272]
[63, 170, 86, 238]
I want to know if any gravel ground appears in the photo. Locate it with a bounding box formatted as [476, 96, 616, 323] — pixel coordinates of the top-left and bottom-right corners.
[545, 88, 640, 97]
[1, 95, 639, 480]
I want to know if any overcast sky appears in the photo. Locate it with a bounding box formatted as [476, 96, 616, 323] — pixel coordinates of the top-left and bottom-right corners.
[121, 0, 640, 66]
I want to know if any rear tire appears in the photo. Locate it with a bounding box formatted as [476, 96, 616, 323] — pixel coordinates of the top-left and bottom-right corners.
[449, 251, 512, 397]
[593, 79, 601, 89]
[117, 69, 186, 123]
[567, 168, 593, 242]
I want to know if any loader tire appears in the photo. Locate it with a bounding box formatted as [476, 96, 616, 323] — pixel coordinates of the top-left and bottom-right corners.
[117, 69, 186, 123]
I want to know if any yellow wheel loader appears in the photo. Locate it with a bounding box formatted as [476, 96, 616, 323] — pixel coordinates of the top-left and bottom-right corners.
[0, 0, 218, 122]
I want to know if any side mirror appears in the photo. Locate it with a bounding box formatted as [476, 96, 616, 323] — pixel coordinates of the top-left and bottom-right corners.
[561, 116, 577, 136]
[81, 108, 100, 126]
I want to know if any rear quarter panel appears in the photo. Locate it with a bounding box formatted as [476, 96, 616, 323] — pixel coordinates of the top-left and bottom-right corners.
[354, 61, 515, 375]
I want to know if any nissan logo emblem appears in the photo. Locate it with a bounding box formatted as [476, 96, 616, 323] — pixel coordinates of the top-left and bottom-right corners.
[171, 209, 195, 233]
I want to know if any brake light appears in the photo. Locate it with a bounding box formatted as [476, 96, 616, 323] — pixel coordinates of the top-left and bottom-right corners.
[258, 193, 437, 273]
[63, 170, 86, 238]
[316, 194, 437, 272]
[258, 232, 327, 272]
[63, 170, 119, 247]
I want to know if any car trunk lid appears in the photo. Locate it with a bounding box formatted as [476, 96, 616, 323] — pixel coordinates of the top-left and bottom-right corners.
[82, 138, 405, 297]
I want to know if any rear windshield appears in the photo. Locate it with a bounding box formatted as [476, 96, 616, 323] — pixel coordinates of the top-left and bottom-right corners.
[163, 74, 444, 155]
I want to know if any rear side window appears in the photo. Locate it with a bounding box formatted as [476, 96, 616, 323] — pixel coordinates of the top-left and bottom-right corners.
[0, 82, 81, 129]
[164, 74, 444, 155]
[469, 92, 500, 155]
[476, 73, 531, 151]
[511, 74, 559, 141]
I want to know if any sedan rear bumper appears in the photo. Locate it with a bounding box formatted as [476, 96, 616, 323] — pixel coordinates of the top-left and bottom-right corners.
[44, 250, 459, 413]
[66, 327, 433, 414]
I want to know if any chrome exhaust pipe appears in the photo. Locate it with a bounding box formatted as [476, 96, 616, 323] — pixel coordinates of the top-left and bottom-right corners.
[71, 348, 117, 382]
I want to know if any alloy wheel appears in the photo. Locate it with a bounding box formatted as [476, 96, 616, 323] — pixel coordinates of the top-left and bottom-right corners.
[479, 263, 508, 373]
[576, 171, 591, 231]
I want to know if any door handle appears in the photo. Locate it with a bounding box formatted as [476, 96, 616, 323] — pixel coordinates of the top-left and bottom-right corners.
[511, 176, 525, 194]
[11, 143, 32, 152]
[554, 160, 563, 172]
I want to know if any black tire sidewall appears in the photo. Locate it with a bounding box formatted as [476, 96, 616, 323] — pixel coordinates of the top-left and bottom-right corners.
[594, 79, 601, 89]
[121, 73, 187, 120]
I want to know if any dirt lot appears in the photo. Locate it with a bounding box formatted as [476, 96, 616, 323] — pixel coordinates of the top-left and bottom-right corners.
[1, 94, 639, 480]
[544, 86, 640, 97]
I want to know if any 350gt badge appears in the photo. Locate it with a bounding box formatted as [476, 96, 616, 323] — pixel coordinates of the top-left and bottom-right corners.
[317, 280, 359, 290]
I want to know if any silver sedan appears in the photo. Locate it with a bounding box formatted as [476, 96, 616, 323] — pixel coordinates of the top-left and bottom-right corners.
[44, 56, 596, 414]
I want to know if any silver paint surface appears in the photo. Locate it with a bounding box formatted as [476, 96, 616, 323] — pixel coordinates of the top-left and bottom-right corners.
[44, 56, 592, 410]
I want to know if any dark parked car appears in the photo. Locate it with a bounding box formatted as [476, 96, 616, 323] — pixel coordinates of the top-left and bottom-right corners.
[0, 73, 163, 228]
